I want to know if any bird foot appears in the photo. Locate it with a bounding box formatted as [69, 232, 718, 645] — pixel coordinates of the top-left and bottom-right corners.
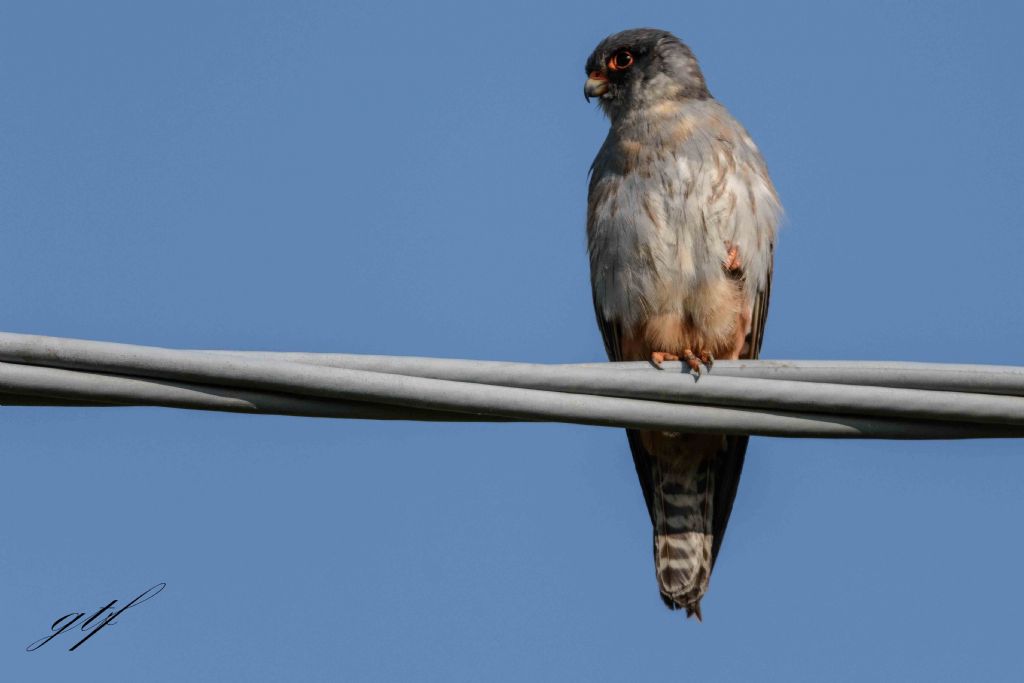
[683, 349, 714, 375]
[724, 242, 742, 272]
[650, 351, 680, 368]
[651, 350, 713, 374]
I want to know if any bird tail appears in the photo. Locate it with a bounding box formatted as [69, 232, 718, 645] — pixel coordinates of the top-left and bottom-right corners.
[627, 430, 748, 619]
[650, 445, 714, 617]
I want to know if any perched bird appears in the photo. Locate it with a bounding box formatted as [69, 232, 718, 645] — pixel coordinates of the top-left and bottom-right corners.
[584, 28, 781, 618]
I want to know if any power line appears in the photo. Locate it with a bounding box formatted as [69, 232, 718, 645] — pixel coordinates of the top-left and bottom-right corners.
[1, 331, 1022, 439]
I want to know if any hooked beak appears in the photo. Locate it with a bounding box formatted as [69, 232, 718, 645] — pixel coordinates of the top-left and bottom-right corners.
[584, 71, 609, 101]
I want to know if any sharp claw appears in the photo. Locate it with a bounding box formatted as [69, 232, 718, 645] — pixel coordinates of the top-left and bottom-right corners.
[682, 350, 702, 375]
[700, 351, 714, 372]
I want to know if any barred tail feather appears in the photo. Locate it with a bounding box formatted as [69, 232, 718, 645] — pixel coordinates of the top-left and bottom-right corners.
[627, 430, 747, 619]
[651, 452, 714, 617]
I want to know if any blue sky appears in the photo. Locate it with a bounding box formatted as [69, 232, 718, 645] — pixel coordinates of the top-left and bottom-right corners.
[2, 1, 1023, 680]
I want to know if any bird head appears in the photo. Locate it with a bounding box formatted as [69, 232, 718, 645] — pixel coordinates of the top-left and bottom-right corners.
[584, 28, 711, 120]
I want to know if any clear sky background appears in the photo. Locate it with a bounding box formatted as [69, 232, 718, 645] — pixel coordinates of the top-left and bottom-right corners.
[2, 1, 1023, 680]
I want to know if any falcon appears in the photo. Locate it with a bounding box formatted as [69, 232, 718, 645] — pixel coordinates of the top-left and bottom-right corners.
[584, 28, 781, 618]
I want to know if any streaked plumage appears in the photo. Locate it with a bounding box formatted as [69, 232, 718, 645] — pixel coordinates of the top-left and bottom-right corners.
[584, 28, 781, 617]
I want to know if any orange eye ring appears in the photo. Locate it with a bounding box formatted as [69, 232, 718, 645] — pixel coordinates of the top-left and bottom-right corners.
[607, 49, 634, 72]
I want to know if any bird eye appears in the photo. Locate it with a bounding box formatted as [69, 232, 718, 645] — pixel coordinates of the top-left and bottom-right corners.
[607, 49, 634, 72]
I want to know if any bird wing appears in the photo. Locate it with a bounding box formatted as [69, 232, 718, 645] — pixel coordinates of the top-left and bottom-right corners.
[710, 247, 772, 564]
[591, 291, 661, 515]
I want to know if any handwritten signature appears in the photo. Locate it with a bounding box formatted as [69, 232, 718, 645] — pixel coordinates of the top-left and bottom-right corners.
[26, 583, 166, 652]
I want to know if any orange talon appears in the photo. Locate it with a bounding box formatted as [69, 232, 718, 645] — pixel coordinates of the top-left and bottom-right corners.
[724, 242, 742, 272]
[651, 351, 680, 368]
[682, 349, 702, 374]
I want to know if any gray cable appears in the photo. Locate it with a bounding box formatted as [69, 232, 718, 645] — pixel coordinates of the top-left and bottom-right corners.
[203, 351, 1024, 426]
[0, 362, 498, 421]
[1, 331, 1022, 439]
